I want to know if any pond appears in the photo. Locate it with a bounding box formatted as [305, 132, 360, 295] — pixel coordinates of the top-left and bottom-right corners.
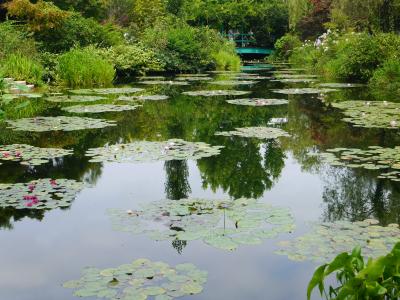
[1, 64, 400, 300]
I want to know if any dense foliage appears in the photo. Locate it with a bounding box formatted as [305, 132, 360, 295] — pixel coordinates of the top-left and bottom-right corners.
[308, 242, 400, 299]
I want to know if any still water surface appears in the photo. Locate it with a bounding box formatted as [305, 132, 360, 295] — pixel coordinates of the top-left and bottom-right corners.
[1, 65, 399, 300]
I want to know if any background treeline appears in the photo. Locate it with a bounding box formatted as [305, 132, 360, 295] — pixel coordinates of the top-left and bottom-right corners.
[273, 0, 400, 99]
[0, 0, 288, 88]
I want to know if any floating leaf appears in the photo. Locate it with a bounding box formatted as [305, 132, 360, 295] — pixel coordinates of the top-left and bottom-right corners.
[318, 83, 364, 88]
[271, 78, 318, 83]
[138, 76, 166, 80]
[175, 77, 212, 81]
[62, 104, 141, 114]
[276, 219, 400, 263]
[45, 95, 107, 103]
[140, 81, 189, 86]
[273, 88, 338, 94]
[63, 259, 207, 300]
[274, 74, 318, 79]
[226, 98, 288, 106]
[182, 90, 251, 97]
[6, 116, 116, 132]
[70, 87, 144, 95]
[0, 144, 73, 166]
[118, 95, 169, 101]
[209, 80, 258, 86]
[85, 139, 223, 163]
[108, 198, 295, 251]
[0, 178, 84, 209]
[215, 127, 290, 139]
[331, 100, 400, 129]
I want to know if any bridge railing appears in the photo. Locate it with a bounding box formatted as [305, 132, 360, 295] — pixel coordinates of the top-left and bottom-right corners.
[221, 33, 257, 47]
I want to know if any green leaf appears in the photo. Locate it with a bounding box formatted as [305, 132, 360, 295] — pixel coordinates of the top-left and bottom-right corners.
[307, 264, 328, 300]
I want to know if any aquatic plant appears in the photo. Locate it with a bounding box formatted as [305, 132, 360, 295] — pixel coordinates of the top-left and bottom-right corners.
[118, 95, 169, 101]
[45, 95, 106, 103]
[182, 90, 251, 97]
[209, 80, 258, 86]
[6, 116, 116, 132]
[331, 100, 400, 129]
[318, 83, 364, 88]
[175, 76, 212, 81]
[215, 127, 290, 140]
[0, 179, 84, 209]
[70, 87, 144, 95]
[320, 146, 400, 181]
[85, 139, 223, 163]
[139, 80, 189, 86]
[1, 53, 44, 85]
[108, 198, 295, 251]
[63, 259, 207, 299]
[226, 98, 289, 106]
[273, 88, 338, 94]
[0, 144, 73, 166]
[308, 242, 400, 300]
[62, 104, 141, 114]
[276, 219, 400, 263]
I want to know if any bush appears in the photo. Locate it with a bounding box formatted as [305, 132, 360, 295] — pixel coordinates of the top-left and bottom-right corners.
[212, 50, 241, 71]
[273, 33, 302, 60]
[0, 21, 37, 60]
[1, 54, 44, 85]
[96, 44, 165, 77]
[57, 48, 115, 87]
[369, 58, 400, 100]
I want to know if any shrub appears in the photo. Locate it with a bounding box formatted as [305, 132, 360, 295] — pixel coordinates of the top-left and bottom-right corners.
[273, 33, 302, 60]
[369, 58, 400, 100]
[57, 48, 115, 87]
[1, 54, 44, 85]
[308, 242, 400, 300]
[96, 44, 165, 77]
[0, 21, 37, 60]
[212, 50, 241, 71]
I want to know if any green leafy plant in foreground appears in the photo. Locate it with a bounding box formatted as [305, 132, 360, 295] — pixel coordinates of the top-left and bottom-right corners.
[308, 242, 400, 300]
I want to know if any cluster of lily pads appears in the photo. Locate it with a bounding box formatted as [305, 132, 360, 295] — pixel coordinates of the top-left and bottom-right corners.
[6, 116, 116, 132]
[63, 258, 207, 300]
[331, 100, 400, 129]
[0, 178, 84, 209]
[85, 139, 223, 163]
[319, 146, 400, 181]
[140, 81, 189, 86]
[226, 98, 288, 106]
[71, 87, 144, 95]
[0, 144, 73, 166]
[271, 78, 317, 83]
[45, 95, 107, 103]
[118, 95, 169, 101]
[108, 197, 295, 251]
[318, 83, 363, 88]
[62, 104, 141, 114]
[273, 88, 338, 95]
[209, 80, 258, 86]
[276, 219, 400, 263]
[215, 127, 290, 140]
[182, 90, 251, 97]
[175, 76, 212, 81]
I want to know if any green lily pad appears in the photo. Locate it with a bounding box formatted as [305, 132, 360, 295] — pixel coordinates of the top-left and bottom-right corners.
[0, 178, 84, 209]
[226, 98, 288, 106]
[70, 87, 144, 95]
[6, 116, 116, 132]
[182, 90, 251, 97]
[85, 139, 223, 163]
[108, 198, 295, 251]
[319, 146, 400, 181]
[0, 144, 73, 166]
[331, 100, 400, 129]
[138, 76, 166, 80]
[177, 74, 210, 77]
[62, 104, 141, 114]
[215, 127, 290, 139]
[140, 81, 189, 86]
[209, 80, 258, 86]
[274, 74, 318, 79]
[276, 219, 400, 263]
[175, 77, 213, 81]
[63, 259, 207, 300]
[273, 88, 338, 94]
[118, 95, 169, 101]
[234, 75, 272, 80]
[318, 83, 364, 88]
[45, 95, 107, 103]
[271, 78, 318, 83]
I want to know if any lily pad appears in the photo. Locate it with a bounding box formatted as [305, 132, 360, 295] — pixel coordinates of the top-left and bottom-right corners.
[45, 95, 107, 103]
[85, 139, 223, 163]
[175, 77, 213, 81]
[276, 219, 400, 263]
[209, 80, 258, 86]
[331, 100, 400, 129]
[182, 90, 251, 97]
[215, 127, 290, 139]
[0, 144, 73, 166]
[234, 76, 272, 80]
[6, 116, 116, 132]
[138, 76, 166, 80]
[274, 74, 318, 79]
[320, 146, 400, 181]
[226, 98, 288, 106]
[273, 88, 338, 94]
[177, 74, 210, 77]
[70, 87, 144, 95]
[318, 83, 364, 88]
[0, 178, 84, 209]
[118, 95, 169, 101]
[108, 198, 295, 251]
[63, 259, 207, 300]
[271, 78, 318, 83]
[62, 104, 141, 114]
[140, 81, 189, 86]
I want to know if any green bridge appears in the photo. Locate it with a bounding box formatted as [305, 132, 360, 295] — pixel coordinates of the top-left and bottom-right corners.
[222, 33, 274, 57]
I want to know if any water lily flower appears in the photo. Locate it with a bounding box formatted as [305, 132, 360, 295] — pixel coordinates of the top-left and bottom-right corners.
[15, 152, 22, 157]
[390, 120, 397, 127]
[2, 152, 10, 158]
[50, 179, 57, 186]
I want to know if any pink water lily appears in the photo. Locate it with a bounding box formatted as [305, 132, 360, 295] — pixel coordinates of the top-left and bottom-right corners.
[2, 152, 10, 158]
[50, 179, 57, 186]
[28, 184, 36, 192]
